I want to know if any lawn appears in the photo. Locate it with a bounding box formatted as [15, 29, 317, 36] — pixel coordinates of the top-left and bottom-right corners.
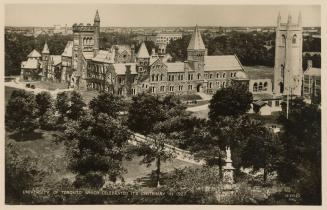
[30, 80, 69, 90]
[5, 128, 199, 186]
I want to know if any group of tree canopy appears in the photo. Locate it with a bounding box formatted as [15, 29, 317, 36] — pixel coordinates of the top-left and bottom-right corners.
[5, 30, 320, 76]
[5, 83, 321, 204]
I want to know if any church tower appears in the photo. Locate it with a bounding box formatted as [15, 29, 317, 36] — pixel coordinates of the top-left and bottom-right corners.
[136, 42, 150, 81]
[187, 25, 206, 71]
[273, 12, 303, 96]
[93, 9, 100, 54]
[41, 42, 50, 80]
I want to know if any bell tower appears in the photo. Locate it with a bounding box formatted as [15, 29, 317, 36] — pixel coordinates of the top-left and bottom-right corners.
[273, 12, 303, 96]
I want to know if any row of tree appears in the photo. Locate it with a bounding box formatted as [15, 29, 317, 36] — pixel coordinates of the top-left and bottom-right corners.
[5, 84, 321, 204]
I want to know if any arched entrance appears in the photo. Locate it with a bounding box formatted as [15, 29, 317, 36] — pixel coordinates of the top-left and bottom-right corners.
[196, 84, 202, 92]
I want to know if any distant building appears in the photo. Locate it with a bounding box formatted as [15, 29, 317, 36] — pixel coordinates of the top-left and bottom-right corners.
[303, 60, 321, 100]
[155, 32, 182, 54]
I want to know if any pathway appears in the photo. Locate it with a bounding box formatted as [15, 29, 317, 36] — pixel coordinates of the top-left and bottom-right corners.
[5, 78, 73, 97]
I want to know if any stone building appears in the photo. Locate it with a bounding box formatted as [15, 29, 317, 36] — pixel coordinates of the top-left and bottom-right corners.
[155, 32, 182, 54]
[303, 60, 321, 101]
[273, 12, 303, 96]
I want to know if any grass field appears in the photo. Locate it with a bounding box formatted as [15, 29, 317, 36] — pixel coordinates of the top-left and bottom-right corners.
[5, 127, 198, 186]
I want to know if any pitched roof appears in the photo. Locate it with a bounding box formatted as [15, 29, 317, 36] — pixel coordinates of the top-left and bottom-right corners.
[42, 42, 50, 54]
[204, 55, 243, 71]
[187, 25, 205, 50]
[92, 50, 114, 63]
[94, 9, 100, 22]
[50, 55, 62, 66]
[21, 59, 39, 69]
[62, 41, 73, 57]
[27, 49, 41, 58]
[111, 44, 131, 54]
[304, 67, 320, 76]
[83, 51, 94, 60]
[136, 42, 150, 58]
[113, 63, 137, 75]
[166, 62, 185, 73]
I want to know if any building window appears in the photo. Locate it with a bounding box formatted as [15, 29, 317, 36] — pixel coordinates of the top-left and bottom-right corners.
[151, 86, 155, 93]
[275, 100, 280, 107]
[209, 82, 212, 89]
[222, 82, 226, 87]
[253, 83, 258, 92]
[268, 101, 272, 106]
[188, 85, 193, 90]
[292, 34, 297, 44]
[171, 75, 174, 81]
[160, 86, 165, 92]
[209, 74, 213, 79]
[160, 74, 164, 81]
[258, 82, 263, 91]
[216, 73, 220, 78]
[263, 82, 268, 91]
[152, 74, 155, 81]
[132, 88, 136, 95]
[169, 86, 174, 92]
[230, 72, 233, 77]
[222, 73, 226, 78]
[180, 74, 183, 80]
[304, 87, 309, 93]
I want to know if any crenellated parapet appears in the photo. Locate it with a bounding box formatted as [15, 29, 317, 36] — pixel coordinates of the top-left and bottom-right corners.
[72, 23, 95, 32]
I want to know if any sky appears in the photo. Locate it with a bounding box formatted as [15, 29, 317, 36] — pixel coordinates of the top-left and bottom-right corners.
[5, 4, 321, 27]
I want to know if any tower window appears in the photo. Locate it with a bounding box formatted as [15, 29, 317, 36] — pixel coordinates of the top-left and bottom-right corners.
[292, 34, 297, 44]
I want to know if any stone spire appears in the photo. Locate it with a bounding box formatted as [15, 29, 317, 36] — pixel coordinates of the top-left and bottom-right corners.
[277, 11, 281, 26]
[94, 9, 100, 22]
[298, 11, 302, 26]
[287, 13, 292, 24]
[187, 25, 205, 50]
[136, 42, 150, 58]
[42, 42, 50, 54]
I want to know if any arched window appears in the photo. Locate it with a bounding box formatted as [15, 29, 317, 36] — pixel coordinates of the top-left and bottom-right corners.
[216, 73, 220, 78]
[263, 82, 268, 91]
[152, 74, 155, 81]
[223, 73, 226, 78]
[281, 64, 285, 81]
[292, 34, 297, 44]
[253, 83, 258, 92]
[197, 73, 201, 80]
[156, 74, 159, 81]
[258, 82, 263, 91]
[160, 74, 164, 81]
[209, 82, 212, 89]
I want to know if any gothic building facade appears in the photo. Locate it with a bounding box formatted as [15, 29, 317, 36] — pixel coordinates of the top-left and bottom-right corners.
[20, 10, 304, 101]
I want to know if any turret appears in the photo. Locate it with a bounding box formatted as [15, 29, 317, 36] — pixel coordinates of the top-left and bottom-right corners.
[41, 42, 50, 80]
[298, 12, 302, 27]
[277, 11, 281, 27]
[187, 25, 206, 71]
[93, 9, 100, 53]
[136, 42, 150, 74]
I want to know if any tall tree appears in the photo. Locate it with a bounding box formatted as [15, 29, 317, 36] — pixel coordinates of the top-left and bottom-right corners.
[56, 91, 70, 120]
[6, 89, 38, 135]
[240, 123, 280, 182]
[35, 91, 57, 130]
[89, 92, 125, 118]
[68, 91, 86, 121]
[64, 113, 130, 188]
[277, 98, 321, 204]
[208, 85, 253, 121]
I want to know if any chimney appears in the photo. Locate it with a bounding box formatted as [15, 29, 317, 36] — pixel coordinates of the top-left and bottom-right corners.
[307, 60, 313, 69]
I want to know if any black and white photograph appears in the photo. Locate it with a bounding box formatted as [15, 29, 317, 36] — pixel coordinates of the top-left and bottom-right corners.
[2, 0, 324, 206]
